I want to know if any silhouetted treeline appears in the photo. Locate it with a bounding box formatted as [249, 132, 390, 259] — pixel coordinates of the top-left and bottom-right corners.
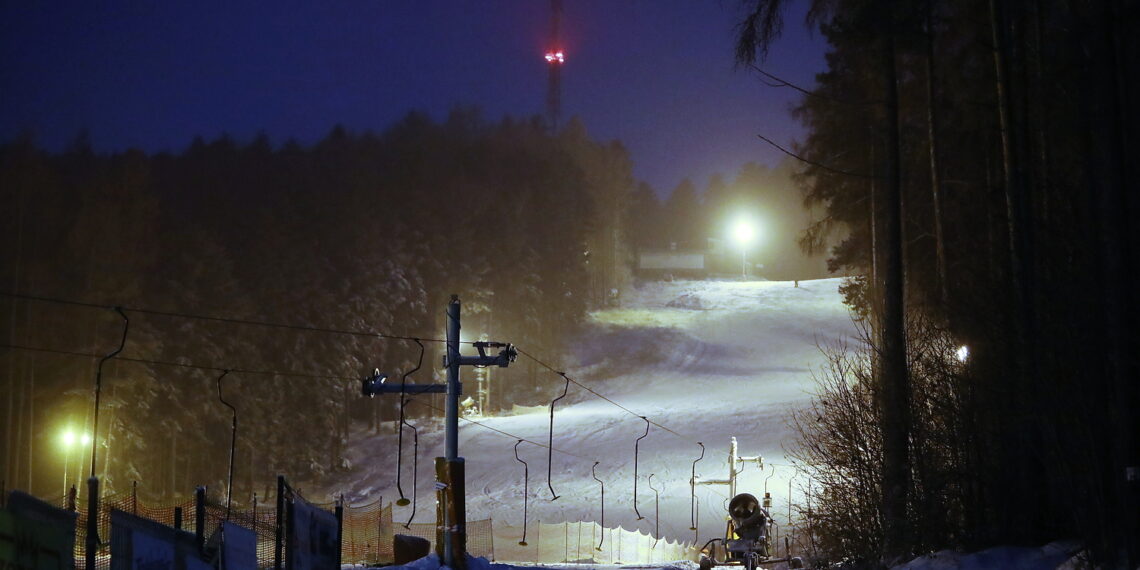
[738, 0, 1138, 564]
[0, 109, 636, 502]
[627, 161, 831, 280]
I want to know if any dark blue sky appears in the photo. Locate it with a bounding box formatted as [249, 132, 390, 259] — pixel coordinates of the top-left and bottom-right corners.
[0, 1, 826, 195]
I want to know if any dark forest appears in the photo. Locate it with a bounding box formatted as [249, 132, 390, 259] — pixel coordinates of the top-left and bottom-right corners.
[735, 0, 1138, 565]
[2, 0, 1138, 566]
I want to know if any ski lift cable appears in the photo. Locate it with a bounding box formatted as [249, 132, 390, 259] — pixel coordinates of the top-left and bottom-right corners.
[514, 440, 530, 546]
[690, 442, 705, 531]
[547, 374, 571, 500]
[515, 347, 695, 443]
[216, 369, 237, 522]
[395, 339, 426, 511]
[647, 473, 660, 545]
[591, 461, 605, 551]
[13, 341, 651, 466]
[91, 305, 129, 480]
[633, 416, 649, 520]
[0, 291, 470, 345]
[401, 420, 420, 529]
[402, 398, 593, 460]
[1, 343, 376, 382]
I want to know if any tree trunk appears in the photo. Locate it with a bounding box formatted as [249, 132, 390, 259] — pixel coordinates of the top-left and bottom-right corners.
[925, 0, 949, 314]
[1083, 0, 1138, 562]
[878, 0, 911, 558]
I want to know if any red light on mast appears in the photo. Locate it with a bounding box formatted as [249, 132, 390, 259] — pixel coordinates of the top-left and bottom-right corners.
[544, 50, 565, 64]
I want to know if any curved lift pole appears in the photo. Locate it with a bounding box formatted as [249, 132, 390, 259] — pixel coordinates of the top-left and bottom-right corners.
[362, 295, 516, 570]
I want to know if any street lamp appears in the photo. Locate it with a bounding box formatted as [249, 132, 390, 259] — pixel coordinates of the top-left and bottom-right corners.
[59, 428, 91, 498]
[731, 218, 757, 279]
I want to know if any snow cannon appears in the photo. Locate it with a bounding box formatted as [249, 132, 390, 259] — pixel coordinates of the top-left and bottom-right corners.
[698, 492, 802, 570]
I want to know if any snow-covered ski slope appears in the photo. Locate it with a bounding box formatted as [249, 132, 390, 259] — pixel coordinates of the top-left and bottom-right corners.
[328, 278, 857, 552]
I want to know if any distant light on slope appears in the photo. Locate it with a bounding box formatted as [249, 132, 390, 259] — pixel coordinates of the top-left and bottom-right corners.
[545, 51, 565, 63]
[731, 218, 756, 248]
[956, 345, 969, 363]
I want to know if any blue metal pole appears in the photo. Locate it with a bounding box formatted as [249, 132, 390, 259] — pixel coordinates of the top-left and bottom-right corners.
[444, 295, 461, 568]
[446, 296, 460, 461]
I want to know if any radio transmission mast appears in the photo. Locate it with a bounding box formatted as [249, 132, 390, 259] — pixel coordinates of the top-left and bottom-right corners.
[544, 0, 564, 132]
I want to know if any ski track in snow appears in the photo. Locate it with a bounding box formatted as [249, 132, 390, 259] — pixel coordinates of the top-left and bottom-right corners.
[325, 278, 859, 556]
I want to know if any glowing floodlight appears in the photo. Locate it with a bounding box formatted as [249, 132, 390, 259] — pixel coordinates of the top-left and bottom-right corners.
[731, 219, 756, 248]
[545, 50, 565, 63]
[956, 345, 970, 363]
[730, 217, 759, 278]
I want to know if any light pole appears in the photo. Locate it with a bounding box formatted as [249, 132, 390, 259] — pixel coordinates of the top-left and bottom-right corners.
[731, 218, 756, 279]
[59, 429, 91, 497]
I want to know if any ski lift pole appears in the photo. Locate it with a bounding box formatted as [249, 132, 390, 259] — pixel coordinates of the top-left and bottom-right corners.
[443, 296, 463, 569]
[363, 295, 516, 570]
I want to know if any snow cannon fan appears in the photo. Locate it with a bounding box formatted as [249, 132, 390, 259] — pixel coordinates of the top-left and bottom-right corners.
[728, 493, 765, 540]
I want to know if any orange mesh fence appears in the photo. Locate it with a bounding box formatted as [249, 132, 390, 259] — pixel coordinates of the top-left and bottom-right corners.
[392, 519, 495, 560]
[339, 499, 394, 565]
[62, 490, 495, 568]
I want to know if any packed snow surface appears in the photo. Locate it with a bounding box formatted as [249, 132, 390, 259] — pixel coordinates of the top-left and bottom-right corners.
[327, 278, 1082, 568]
[325, 278, 856, 554]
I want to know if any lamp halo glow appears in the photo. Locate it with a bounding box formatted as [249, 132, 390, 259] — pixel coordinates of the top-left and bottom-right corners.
[731, 218, 756, 247]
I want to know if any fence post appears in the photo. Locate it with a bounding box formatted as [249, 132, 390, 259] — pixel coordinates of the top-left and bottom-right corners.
[576, 522, 582, 563]
[275, 476, 285, 570]
[132, 481, 138, 516]
[615, 528, 620, 563]
[195, 486, 206, 553]
[174, 506, 183, 531]
[67, 485, 77, 512]
[435, 458, 447, 561]
[85, 476, 99, 570]
[335, 496, 344, 569]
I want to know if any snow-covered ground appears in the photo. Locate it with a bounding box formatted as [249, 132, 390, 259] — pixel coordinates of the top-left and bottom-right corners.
[324, 278, 855, 560]
[323, 277, 1082, 568]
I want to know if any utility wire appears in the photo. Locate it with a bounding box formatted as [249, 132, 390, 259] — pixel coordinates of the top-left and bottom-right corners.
[515, 347, 696, 443]
[756, 133, 879, 180]
[6, 295, 779, 544]
[0, 291, 452, 344]
[402, 399, 594, 461]
[10, 290, 707, 448]
[5, 341, 597, 462]
[747, 63, 881, 107]
[2, 342, 357, 381]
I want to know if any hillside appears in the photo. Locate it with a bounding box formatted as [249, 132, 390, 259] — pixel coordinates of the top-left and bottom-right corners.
[324, 278, 858, 560]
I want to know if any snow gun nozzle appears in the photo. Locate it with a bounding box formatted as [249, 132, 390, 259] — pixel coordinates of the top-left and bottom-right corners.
[396, 497, 411, 507]
[518, 541, 528, 546]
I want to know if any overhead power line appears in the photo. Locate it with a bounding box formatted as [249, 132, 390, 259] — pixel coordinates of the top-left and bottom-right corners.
[5, 290, 705, 464]
[1, 342, 354, 381]
[1, 341, 593, 461]
[747, 63, 882, 107]
[515, 347, 697, 444]
[756, 134, 878, 180]
[0, 291, 448, 344]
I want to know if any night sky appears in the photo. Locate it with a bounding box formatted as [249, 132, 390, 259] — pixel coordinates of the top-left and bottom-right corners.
[0, 1, 826, 195]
